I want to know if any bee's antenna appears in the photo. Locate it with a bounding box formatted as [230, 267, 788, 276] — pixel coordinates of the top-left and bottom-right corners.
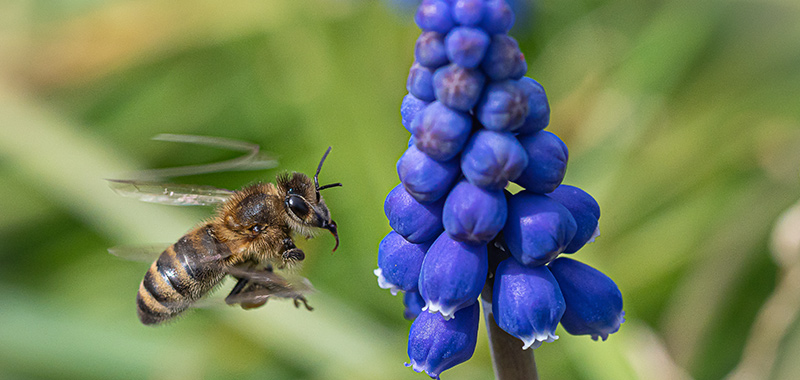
[315, 147, 342, 199]
[314, 147, 332, 190]
[317, 183, 343, 191]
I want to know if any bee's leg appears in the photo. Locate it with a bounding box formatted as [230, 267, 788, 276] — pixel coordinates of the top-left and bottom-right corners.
[280, 238, 305, 268]
[226, 270, 313, 312]
[293, 295, 314, 311]
[224, 276, 250, 305]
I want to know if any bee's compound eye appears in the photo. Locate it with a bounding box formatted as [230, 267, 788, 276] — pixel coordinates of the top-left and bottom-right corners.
[287, 195, 310, 218]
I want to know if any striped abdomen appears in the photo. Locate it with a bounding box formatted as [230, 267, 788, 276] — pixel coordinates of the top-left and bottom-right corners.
[137, 225, 230, 325]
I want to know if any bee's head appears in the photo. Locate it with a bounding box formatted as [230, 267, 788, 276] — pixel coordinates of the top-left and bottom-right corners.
[277, 147, 341, 251]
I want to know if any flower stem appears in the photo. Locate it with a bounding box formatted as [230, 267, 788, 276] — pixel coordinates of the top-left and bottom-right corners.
[481, 284, 539, 380]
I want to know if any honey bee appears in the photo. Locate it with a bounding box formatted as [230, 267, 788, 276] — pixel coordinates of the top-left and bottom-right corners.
[109, 140, 340, 325]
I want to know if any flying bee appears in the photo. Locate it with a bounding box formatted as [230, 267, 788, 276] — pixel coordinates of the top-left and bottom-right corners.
[109, 138, 341, 325]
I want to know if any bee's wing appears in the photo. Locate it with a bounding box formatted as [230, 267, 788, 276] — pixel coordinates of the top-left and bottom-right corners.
[108, 243, 238, 264]
[121, 134, 278, 180]
[107, 179, 235, 206]
[107, 244, 169, 262]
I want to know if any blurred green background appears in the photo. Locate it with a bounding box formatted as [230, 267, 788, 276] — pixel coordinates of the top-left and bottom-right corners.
[1, 0, 799, 379]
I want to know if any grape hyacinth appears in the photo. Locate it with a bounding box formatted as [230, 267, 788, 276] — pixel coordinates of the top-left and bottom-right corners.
[378, 1, 624, 378]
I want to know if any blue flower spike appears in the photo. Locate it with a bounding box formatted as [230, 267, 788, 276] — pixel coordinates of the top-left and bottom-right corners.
[432, 63, 486, 111]
[411, 101, 472, 162]
[516, 130, 569, 194]
[397, 144, 460, 203]
[385, 183, 444, 244]
[418, 232, 488, 319]
[443, 180, 508, 245]
[376, 231, 432, 295]
[492, 258, 565, 349]
[407, 301, 480, 379]
[547, 185, 601, 253]
[461, 129, 528, 190]
[548, 257, 625, 341]
[503, 191, 577, 267]
[381, 0, 623, 376]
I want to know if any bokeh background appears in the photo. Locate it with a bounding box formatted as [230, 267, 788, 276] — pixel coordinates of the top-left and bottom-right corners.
[1, 0, 799, 379]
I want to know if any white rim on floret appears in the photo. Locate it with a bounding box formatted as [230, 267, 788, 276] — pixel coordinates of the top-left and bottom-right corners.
[422, 300, 461, 321]
[406, 360, 440, 379]
[373, 268, 402, 296]
[591, 310, 626, 341]
[520, 331, 559, 350]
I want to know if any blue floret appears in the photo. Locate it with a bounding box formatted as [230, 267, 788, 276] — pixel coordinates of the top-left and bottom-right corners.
[493, 258, 565, 349]
[407, 301, 480, 379]
[403, 290, 426, 320]
[516, 130, 569, 194]
[516, 77, 550, 135]
[432, 63, 486, 111]
[411, 101, 473, 162]
[481, 34, 527, 81]
[443, 180, 507, 245]
[377, 231, 431, 294]
[548, 257, 625, 341]
[547, 185, 600, 253]
[407, 62, 436, 101]
[397, 145, 460, 203]
[480, 0, 515, 35]
[445, 27, 491, 69]
[503, 192, 577, 267]
[418, 232, 488, 320]
[475, 80, 529, 132]
[415, 0, 455, 33]
[460, 129, 528, 189]
[401, 93, 430, 133]
[385, 183, 444, 243]
[452, 0, 485, 26]
[415, 31, 449, 69]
